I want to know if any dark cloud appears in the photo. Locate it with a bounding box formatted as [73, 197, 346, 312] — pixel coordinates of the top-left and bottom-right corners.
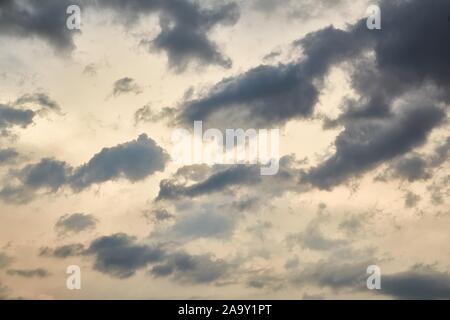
[382, 265, 450, 299]
[430, 137, 450, 168]
[86, 233, 164, 279]
[39, 243, 85, 258]
[0, 0, 78, 54]
[168, 209, 235, 239]
[251, 0, 351, 20]
[287, 213, 348, 251]
[1, 0, 239, 70]
[143, 208, 174, 223]
[112, 77, 142, 97]
[0, 282, 9, 300]
[70, 134, 168, 191]
[149, 252, 230, 284]
[302, 105, 445, 189]
[0, 134, 169, 203]
[134, 105, 176, 125]
[6, 268, 50, 278]
[54, 213, 98, 235]
[157, 165, 261, 201]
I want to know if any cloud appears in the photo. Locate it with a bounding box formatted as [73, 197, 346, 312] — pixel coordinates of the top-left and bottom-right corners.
[0, 252, 13, 269]
[94, 0, 239, 72]
[39, 243, 85, 258]
[176, 0, 450, 189]
[157, 165, 261, 201]
[302, 104, 445, 189]
[14, 93, 61, 113]
[0, 93, 62, 137]
[6, 268, 50, 278]
[70, 134, 168, 191]
[40, 231, 232, 283]
[381, 265, 450, 299]
[176, 25, 368, 128]
[112, 77, 142, 97]
[143, 208, 174, 223]
[54, 213, 98, 235]
[149, 252, 231, 284]
[0, 282, 9, 300]
[287, 213, 348, 251]
[404, 191, 421, 209]
[0, 0, 78, 54]
[0, 148, 18, 164]
[85, 233, 165, 279]
[157, 155, 302, 201]
[134, 105, 176, 125]
[0, 134, 169, 203]
[0, 104, 35, 136]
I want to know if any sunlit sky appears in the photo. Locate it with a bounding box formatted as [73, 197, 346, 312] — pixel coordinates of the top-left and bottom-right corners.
[0, 0, 449, 299]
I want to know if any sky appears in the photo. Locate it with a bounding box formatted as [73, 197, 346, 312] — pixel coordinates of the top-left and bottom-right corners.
[0, 0, 449, 300]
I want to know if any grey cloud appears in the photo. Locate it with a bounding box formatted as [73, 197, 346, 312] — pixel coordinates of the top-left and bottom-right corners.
[86, 233, 164, 279]
[143, 208, 174, 223]
[112, 77, 142, 97]
[0, 158, 71, 204]
[15, 93, 61, 113]
[0, 134, 169, 204]
[294, 260, 369, 291]
[0, 252, 13, 269]
[149, 252, 230, 284]
[157, 165, 261, 201]
[39, 243, 85, 258]
[303, 105, 445, 189]
[94, 0, 239, 72]
[430, 137, 450, 167]
[381, 266, 450, 299]
[0, 282, 9, 300]
[17, 158, 71, 192]
[6, 268, 50, 278]
[404, 191, 421, 209]
[70, 134, 168, 191]
[177, 0, 450, 189]
[84, 232, 230, 283]
[0, 104, 35, 136]
[170, 210, 235, 239]
[157, 155, 301, 201]
[134, 105, 176, 125]
[287, 213, 347, 251]
[54, 213, 98, 235]
[0, 0, 78, 54]
[1, 0, 239, 70]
